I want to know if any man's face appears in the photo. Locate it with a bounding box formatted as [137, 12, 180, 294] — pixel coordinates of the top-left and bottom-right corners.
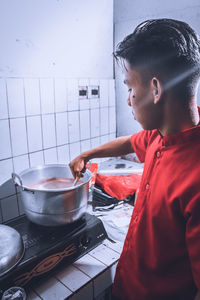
[123, 60, 163, 130]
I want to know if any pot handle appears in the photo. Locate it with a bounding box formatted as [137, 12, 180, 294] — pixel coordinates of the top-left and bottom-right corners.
[12, 172, 23, 187]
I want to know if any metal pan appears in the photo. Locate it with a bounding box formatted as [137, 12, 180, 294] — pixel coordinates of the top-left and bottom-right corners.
[0, 225, 24, 277]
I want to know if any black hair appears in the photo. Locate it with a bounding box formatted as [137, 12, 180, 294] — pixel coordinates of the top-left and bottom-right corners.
[114, 18, 200, 98]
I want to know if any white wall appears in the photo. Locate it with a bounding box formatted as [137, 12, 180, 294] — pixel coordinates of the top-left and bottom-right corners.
[0, 0, 113, 78]
[0, 0, 115, 223]
[114, 0, 200, 136]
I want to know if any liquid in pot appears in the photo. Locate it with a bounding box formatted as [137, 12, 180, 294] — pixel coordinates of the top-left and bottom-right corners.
[27, 177, 83, 190]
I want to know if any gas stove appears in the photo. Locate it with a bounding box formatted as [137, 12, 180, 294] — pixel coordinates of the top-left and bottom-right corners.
[0, 213, 107, 291]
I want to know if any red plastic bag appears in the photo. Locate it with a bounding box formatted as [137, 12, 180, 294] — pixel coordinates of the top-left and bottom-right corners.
[95, 173, 142, 200]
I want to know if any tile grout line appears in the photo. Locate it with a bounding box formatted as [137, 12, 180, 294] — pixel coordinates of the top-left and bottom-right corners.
[53, 78, 59, 163]
[38, 78, 45, 164]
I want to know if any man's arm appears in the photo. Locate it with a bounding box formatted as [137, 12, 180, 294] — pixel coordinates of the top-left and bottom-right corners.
[69, 136, 133, 178]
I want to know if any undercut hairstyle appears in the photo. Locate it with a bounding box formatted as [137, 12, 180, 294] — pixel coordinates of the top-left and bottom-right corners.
[114, 18, 200, 99]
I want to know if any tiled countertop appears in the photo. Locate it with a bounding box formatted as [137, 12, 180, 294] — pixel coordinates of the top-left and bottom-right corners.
[26, 203, 133, 300]
[27, 239, 123, 300]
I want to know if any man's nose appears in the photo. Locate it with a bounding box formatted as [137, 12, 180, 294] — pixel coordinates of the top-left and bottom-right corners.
[127, 95, 132, 107]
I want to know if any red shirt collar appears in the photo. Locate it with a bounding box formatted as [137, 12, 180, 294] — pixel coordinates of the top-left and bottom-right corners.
[158, 106, 200, 147]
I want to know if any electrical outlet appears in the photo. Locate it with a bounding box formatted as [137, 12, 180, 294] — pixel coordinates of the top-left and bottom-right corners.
[79, 86, 88, 99]
[88, 86, 100, 99]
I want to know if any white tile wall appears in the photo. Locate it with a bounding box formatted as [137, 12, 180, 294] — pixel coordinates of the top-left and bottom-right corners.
[89, 79, 100, 110]
[89, 79, 100, 109]
[80, 110, 90, 140]
[27, 116, 43, 152]
[67, 79, 79, 111]
[44, 148, 57, 164]
[79, 79, 90, 110]
[100, 135, 109, 145]
[13, 154, 29, 173]
[0, 159, 13, 189]
[109, 79, 116, 106]
[40, 78, 55, 114]
[81, 139, 91, 152]
[91, 137, 101, 149]
[100, 79, 109, 107]
[100, 107, 109, 135]
[109, 106, 116, 133]
[57, 145, 70, 165]
[55, 112, 68, 145]
[42, 114, 56, 149]
[0, 79, 8, 119]
[69, 142, 81, 160]
[0, 119, 12, 159]
[10, 117, 28, 156]
[54, 78, 68, 113]
[24, 79, 41, 116]
[7, 78, 25, 118]
[68, 111, 80, 143]
[0, 78, 116, 223]
[90, 109, 100, 138]
[29, 151, 44, 167]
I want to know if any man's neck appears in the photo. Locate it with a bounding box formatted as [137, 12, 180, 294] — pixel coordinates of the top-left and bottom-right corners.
[159, 97, 199, 136]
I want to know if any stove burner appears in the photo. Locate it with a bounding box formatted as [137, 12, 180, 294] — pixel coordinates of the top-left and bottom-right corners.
[0, 213, 107, 291]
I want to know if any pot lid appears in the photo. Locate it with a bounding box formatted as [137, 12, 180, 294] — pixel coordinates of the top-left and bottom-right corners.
[0, 224, 24, 277]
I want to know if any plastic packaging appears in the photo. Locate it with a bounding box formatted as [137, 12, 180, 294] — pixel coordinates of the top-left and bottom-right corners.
[1, 287, 26, 300]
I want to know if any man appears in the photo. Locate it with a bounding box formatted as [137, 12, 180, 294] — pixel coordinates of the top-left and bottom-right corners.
[69, 19, 200, 300]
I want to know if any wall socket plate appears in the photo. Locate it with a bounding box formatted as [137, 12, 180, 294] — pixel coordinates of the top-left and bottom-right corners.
[88, 85, 99, 99]
[78, 86, 88, 99]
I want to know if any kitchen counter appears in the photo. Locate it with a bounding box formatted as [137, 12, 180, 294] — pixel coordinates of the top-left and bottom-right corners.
[26, 203, 133, 300]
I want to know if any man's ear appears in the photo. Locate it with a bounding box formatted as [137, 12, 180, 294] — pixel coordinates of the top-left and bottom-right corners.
[151, 77, 162, 104]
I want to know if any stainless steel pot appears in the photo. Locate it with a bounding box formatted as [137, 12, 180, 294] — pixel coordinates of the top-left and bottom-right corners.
[12, 164, 92, 227]
[0, 225, 24, 277]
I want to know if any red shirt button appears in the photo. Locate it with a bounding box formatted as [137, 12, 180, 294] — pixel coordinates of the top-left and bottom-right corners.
[146, 183, 150, 190]
[156, 151, 161, 158]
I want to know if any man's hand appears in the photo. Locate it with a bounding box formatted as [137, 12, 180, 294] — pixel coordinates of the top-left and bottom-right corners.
[69, 155, 89, 179]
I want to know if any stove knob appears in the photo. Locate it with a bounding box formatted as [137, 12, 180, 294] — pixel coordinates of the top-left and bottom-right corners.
[80, 236, 91, 248]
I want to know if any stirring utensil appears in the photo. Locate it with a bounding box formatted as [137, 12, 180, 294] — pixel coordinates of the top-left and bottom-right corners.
[73, 177, 78, 186]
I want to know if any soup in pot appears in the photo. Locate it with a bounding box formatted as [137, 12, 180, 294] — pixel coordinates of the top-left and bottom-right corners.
[27, 177, 83, 190]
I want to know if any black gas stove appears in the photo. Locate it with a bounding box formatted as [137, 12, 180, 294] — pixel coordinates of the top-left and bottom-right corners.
[0, 213, 107, 291]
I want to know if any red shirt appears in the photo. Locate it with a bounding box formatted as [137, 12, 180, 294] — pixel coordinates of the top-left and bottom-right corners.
[112, 123, 200, 300]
